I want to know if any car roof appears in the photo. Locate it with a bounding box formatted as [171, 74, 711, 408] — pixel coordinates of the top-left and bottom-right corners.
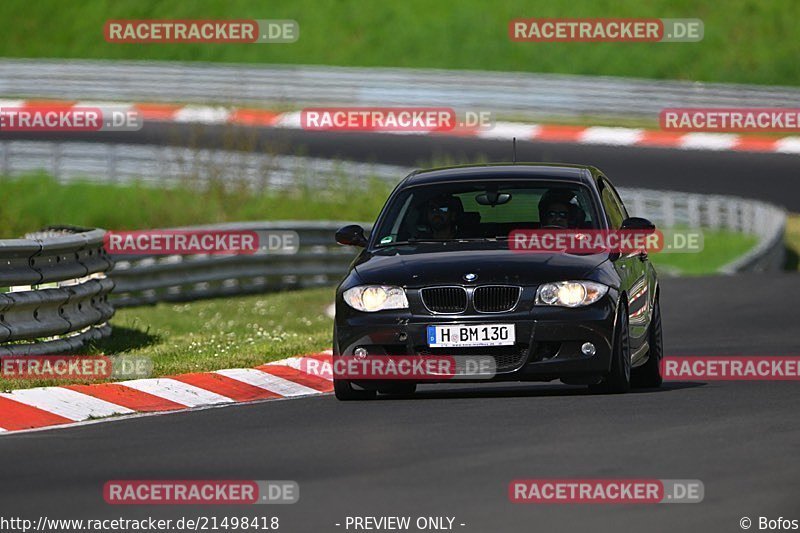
[400, 163, 598, 188]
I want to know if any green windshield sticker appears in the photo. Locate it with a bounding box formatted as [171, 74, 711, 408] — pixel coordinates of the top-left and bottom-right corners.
[380, 236, 393, 244]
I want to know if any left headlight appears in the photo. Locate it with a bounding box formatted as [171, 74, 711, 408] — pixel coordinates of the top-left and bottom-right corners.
[535, 281, 608, 308]
[343, 285, 409, 312]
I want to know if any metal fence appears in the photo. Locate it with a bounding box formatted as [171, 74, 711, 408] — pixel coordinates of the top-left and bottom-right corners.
[2, 59, 800, 120]
[0, 227, 114, 355]
[621, 189, 786, 273]
[110, 221, 361, 307]
[0, 141, 404, 189]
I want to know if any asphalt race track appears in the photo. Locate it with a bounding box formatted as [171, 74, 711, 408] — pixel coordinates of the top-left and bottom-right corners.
[4, 122, 800, 209]
[0, 281, 798, 529]
[0, 129, 798, 532]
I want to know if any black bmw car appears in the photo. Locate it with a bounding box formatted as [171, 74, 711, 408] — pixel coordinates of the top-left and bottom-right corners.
[333, 163, 663, 400]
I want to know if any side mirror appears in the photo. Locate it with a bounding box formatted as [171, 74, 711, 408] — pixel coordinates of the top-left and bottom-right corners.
[620, 217, 656, 232]
[335, 224, 368, 247]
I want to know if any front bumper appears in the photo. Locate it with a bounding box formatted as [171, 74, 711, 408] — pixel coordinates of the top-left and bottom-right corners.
[334, 294, 617, 385]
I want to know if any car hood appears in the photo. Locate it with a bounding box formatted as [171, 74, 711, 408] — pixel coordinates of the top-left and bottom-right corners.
[353, 242, 608, 287]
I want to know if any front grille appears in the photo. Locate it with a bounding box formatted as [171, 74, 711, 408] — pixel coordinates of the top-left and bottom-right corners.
[421, 287, 467, 313]
[491, 350, 528, 371]
[473, 285, 521, 313]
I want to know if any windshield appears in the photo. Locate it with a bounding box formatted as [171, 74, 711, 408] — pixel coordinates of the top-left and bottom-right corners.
[373, 181, 600, 246]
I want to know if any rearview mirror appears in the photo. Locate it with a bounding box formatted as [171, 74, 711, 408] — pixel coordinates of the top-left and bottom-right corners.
[335, 224, 368, 247]
[620, 217, 656, 232]
[475, 192, 511, 206]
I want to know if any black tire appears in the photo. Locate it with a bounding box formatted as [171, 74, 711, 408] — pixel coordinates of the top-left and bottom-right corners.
[632, 295, 664, 389]
[590, 300, 631, 394]
[378, 382, 417, 396]
[334, 379, 377, 401]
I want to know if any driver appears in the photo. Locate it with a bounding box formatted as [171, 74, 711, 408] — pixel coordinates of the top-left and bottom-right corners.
[538, 189, 577, 228]
[423, 195, 462, 239]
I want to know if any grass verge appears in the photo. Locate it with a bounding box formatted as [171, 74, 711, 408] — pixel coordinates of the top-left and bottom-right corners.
[649, 230, 758, 276]
[0, 173, 393, 237]
[0, 0, 798, 86]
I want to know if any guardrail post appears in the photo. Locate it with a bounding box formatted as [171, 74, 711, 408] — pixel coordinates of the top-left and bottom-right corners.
[663, 196, 676, 228]
[108, 144, 118, 183]
[52, 142, 62, 180]
[687, 196, 700, 228]
[0, 140, 9, 176]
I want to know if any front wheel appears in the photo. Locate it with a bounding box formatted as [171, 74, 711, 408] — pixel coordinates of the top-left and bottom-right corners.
[589, 300, 631, 394]
[334, 379, 377, 401]
[632, 295, 663, 388]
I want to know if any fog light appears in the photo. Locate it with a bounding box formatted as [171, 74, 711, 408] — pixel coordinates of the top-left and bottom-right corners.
[354, 347, 368, 359]
[581, 342, 596, 356]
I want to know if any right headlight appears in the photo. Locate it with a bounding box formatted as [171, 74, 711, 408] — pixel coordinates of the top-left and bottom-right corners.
[343, 285, 408, 312]
[535, 281, 608, 308]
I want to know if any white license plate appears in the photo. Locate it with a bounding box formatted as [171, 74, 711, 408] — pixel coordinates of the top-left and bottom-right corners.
[427, 324, 515, 348]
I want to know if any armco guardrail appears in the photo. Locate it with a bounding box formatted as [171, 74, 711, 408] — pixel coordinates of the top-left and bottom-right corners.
[110, 222, 363, 307]
[0, 141, 404, 189]
[621, 189, 786, 274]
[0, 227, 114, 355]
[2, 59, 800, 120]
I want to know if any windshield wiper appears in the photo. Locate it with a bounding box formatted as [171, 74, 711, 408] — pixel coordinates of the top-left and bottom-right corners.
[376, 239, 449, 247]
[377, 237, 511, 247]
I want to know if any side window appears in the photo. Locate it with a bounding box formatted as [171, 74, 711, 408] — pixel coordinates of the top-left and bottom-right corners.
[606, 181, 629, 220]
[599, 178, 625, 229]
